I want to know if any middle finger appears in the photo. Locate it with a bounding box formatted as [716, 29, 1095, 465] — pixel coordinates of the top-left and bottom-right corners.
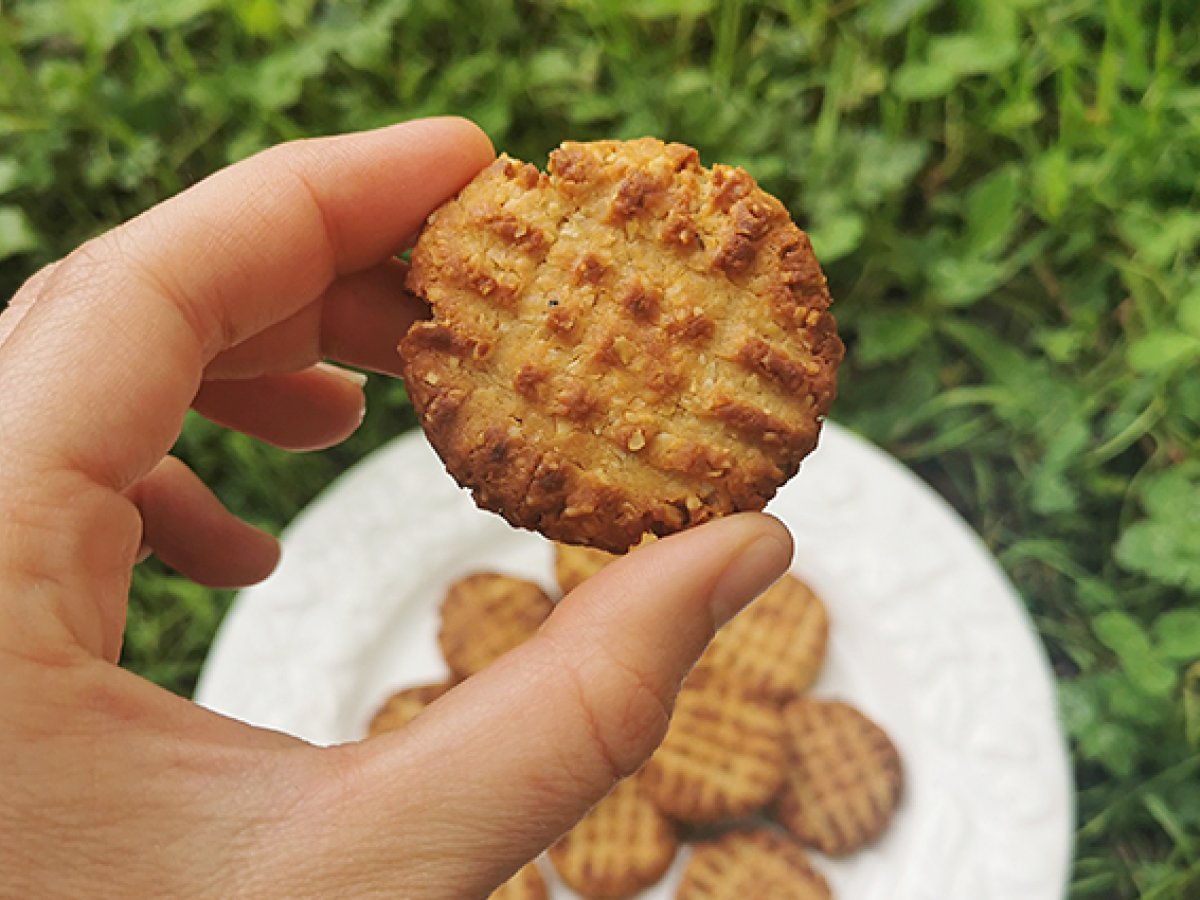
[204, 258, 424, 380]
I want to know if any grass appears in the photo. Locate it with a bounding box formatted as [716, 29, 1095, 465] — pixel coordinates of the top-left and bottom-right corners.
[2, 0, 1198, 895]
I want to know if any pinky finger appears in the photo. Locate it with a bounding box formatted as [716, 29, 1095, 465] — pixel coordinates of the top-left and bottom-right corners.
[128, 456, 280, 588]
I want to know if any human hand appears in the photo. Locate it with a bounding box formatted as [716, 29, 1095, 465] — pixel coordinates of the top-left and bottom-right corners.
[0, 117, 792, 897]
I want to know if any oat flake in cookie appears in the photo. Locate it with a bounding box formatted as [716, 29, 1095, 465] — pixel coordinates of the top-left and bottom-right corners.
[400, 138, 843, 552]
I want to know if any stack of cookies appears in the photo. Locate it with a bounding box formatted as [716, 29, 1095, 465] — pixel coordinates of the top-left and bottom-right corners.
[366, 544, 903, 898]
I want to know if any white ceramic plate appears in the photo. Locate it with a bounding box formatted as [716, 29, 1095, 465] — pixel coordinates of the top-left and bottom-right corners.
[196, 423, 1072, 899]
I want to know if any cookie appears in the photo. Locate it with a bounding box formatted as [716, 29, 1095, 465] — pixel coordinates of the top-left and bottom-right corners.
[439, 573, 555, 680]
[675, 829, 831, 900]
[401, 138, 842, 553]
[489, 862, 549, 900]
[697, 574, 829, 701]
[553, 534, 654, 594]
[366, 681, 451, 737]
[548, 775, 678, 898]
[641, 669, 787, 824]
[554, 541, 618, 594]
[775, 698, 903, 856]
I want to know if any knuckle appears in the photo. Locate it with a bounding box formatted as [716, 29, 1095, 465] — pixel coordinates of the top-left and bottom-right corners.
[602, 653, 673, 766]
[1, 261, 60, 345]
[9, 260, 59, 303]
[550, 635, 672, 783]
[254, 139, 342, 273]
[50, 235, 125, 297]
[90, 224, 234, 352]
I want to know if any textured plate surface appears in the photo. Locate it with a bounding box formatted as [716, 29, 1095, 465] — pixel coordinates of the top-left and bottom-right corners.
[196, 423, 1072, 899]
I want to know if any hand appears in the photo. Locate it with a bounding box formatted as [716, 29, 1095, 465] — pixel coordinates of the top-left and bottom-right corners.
[0, 117, 792, 897]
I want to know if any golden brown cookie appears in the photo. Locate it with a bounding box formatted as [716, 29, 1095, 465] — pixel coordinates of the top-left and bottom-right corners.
[675, 829, 831, 900]
[553, 534, 653, 594]
[549, 775, 678, 898]
[489, 862, 549, 900]
[402, 138, 842, 553]
[554, 541, 618, 594]
[775, 698, 903, 856]
[366, 681, 451, 737]
[641, 669, 787, 824]
[438, 573, 554, 680]
[698, 574, 829, 701]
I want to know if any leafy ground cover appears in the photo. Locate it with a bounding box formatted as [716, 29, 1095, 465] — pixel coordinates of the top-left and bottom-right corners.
[2, 1, 1198, 895]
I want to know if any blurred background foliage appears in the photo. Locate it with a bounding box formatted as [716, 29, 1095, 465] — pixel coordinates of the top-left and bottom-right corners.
[1, 0, 1199, 895]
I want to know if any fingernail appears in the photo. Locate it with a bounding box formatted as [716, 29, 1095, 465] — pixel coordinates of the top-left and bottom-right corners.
[708, 532, 792, 628]
[316, 362, 368, 388]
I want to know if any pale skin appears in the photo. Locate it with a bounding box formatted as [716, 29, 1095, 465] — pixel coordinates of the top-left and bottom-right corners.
[0, 117, 793, 897]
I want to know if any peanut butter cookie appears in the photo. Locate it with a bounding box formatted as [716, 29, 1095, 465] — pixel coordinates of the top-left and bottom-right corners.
[553, 541, 618, 595]
[438, 573, 554, 680]
[402, 138, 842, 552]
[675, 829, 831, 900]
[548, 775, 678, 898]
[698, 574, 829, 702]
[641, 669, 787, 824]
[366, 681, 451, 737]
[774, 698, 903, 856]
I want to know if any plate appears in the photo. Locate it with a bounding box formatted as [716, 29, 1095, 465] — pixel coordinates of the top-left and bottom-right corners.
[195, 423, 1073, 899]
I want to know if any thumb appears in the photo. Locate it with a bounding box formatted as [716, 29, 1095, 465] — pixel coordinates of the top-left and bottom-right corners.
[291, 513, 791, 897]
